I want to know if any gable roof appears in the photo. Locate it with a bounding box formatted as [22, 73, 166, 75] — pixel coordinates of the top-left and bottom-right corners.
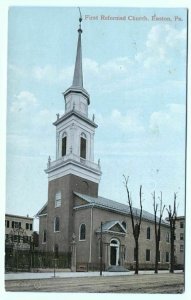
[74, 192, 169, 226]
[35, 202, 48, 217]
[96, 220, 126, 234]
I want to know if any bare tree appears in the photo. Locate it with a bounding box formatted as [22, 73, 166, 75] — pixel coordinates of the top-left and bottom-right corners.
[123, 175, 143, 274]
[166, 193, 177, 273]
[153, 191, 165, 273]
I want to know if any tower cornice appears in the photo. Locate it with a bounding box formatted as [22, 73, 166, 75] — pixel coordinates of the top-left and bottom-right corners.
[53, 109, 97, 128]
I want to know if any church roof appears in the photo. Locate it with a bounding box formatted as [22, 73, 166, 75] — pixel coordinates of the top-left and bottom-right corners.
[74, 192, 169, 226]
[35, 202, 48, 217]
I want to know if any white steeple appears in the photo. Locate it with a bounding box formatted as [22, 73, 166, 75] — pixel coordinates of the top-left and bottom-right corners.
[45, 14, 101, 184]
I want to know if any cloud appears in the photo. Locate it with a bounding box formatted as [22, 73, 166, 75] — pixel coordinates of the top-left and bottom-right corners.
[10, 91, 38, 113]
[96, 109, 145, 133]
[32, 64, 73, 87]
[136, 24, 186, 69]
[149, 103, 185, 135]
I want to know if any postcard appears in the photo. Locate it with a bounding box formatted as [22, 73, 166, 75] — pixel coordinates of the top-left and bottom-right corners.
[1, 2, 189, 297]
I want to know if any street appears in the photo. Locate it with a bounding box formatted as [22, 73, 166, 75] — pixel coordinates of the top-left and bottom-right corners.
[5, 273, 184, 293]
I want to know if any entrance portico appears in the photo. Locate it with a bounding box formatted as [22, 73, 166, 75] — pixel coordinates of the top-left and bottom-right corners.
[110, 239, 120, 266]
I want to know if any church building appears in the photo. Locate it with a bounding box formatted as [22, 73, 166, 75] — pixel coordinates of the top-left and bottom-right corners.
[36, 17, 172, 271]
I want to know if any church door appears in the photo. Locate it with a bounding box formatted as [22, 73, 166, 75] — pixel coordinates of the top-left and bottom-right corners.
[110, 239, 120, 266]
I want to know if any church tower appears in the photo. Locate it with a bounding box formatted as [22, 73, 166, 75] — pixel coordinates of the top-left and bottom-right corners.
[44, 17, 101, 253]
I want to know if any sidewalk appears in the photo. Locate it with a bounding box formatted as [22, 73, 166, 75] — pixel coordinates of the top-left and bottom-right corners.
[5, 270, 182, 281]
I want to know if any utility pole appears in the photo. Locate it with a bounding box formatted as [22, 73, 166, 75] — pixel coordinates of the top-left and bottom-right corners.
[100, 222, 103, 276]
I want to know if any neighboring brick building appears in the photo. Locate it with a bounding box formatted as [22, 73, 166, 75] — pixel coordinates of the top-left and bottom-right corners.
[36, 17, 183, 271]
[5, 214, 34, 250]
[174, 216, 185, 267]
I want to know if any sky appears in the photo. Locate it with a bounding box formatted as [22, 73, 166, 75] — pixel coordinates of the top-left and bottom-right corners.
[6, 6, 187, 229]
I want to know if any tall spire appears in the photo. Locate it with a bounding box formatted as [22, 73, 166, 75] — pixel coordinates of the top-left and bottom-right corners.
[72, 14, 83, 88]
[63, 9, 90, 108]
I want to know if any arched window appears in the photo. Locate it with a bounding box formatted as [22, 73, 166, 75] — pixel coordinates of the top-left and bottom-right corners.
[54, 216, 60, 232]
[62, 132, 67, 157]
[79, 223, 86, 240]
[43, 229, 47, 243]
[80, 133, 86, 159]
[147, 227, 151, 239]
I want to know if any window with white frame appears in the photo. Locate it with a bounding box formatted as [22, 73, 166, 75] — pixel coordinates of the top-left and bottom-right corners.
[62, 132, 67, 157]
[80, 133, 87, 159]
[55, 191, 61, 208]
[54, 216, 60, 232]
[79, 223, 86, 240]
[147, 227, 151, 239]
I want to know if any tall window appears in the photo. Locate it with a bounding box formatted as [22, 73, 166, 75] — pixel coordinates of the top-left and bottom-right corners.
[55, 191, 61, 208]
[146, 249, 151, 261]
[180, 233, 184, 241]
[80, 133, 86, 159]
[62, 135, 67, 157]
[147, 227, 151, 239]
[79, 223, 86, 240]
[43, 230, 47, 243]
[5, 220, 10, 228]
[166, 232, 170, 243]
[54, 216, 60, 232]
[180, 245, 184, 252]
[180, 222, 184, 229]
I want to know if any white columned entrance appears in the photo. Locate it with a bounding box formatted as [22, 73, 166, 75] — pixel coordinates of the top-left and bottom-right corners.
[110, 239, 120, 266]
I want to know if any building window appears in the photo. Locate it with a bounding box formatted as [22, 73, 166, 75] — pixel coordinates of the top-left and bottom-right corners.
[180, 222, 184, 229]
[180, 233, 184, 241]
[30, 224, 33, 231]
[12, 221, 21, 229]
[55, 191, 62, 208]
[26, 223, 29, 230]
[5, 220, 10, 228]
[147, 227, 151, 239]
[43, 230, 47, 243]
[54, 216, 60, 232]
[166, 232, 170, 243]
[80, 134, 86, 159]
[62, 135, 67, 157]
[79, 223, 86, 240]
[166, 252, 170, 262]
[146, 249, 151, 262]
[180, 245, 184, 252]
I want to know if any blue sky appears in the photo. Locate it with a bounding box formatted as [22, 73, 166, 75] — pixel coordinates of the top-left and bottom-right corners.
[6, 7, 187, 227]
